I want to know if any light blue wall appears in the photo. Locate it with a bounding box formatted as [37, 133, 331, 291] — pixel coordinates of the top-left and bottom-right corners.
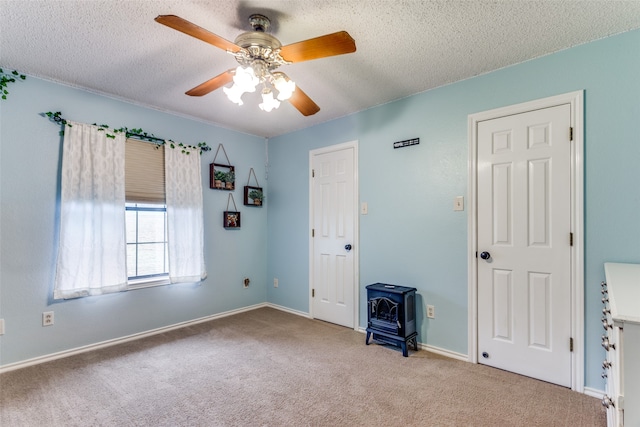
[0, 76, 267, 366]
[266, 29, 640, 390]
[2, 29, 639, 391]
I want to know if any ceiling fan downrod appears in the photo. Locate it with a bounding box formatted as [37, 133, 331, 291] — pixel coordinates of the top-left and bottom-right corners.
[248, 14, 270, 33]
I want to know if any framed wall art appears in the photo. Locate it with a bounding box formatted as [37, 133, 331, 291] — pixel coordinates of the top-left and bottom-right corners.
[243, 168, 263, 206]
[210, 163, 235, 190]
[223, 211, 241, 229]
[209, 143, 235, 190]
[223, 193, 241, 229]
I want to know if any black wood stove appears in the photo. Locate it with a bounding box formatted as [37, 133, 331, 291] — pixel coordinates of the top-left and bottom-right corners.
[365, 283, 418, 357]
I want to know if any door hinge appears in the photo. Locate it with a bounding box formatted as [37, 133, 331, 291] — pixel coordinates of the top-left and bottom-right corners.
[312, 169, 315, 178]
[312, 229, 315, 237]
[570, 337, 574, 352]
[569, 127, 574, 141]
[312, 289, 315, 298]
[569, 232, 574, 246]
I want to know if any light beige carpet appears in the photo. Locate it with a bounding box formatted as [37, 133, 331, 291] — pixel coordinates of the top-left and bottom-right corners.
[1, 307, 605, 426]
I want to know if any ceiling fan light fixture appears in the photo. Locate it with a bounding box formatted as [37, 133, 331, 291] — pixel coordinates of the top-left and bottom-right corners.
[259, 88, 280, 112]
[273, 74, 296, 101]
[223, 65, 260, 105]
[223, 84, 245, 105]
[232, 65, 259, 93]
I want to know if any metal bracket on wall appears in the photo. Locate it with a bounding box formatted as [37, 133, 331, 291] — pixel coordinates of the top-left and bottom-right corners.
[393, 138, 420, 149]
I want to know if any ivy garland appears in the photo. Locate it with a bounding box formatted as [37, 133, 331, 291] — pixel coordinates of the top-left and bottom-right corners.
[0, 69, 26, 100]
[43, 111, 211, 155]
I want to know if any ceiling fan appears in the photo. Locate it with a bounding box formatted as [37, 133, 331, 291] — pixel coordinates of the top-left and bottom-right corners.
[155, 14, 357, 116]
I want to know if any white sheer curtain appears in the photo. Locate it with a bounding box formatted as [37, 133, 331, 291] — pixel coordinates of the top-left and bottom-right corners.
[165, 144, 207, 283]
[54, 122, 127, 299]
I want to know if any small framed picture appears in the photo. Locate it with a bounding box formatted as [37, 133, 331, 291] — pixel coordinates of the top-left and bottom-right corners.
[244, 185, 263, 206]
[224, 211, 241, 229]
[210, 163, 235, 190]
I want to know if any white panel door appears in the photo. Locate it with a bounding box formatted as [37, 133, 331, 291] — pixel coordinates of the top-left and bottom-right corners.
[311, 145, 356, 328]
[477, 104, 572, 387]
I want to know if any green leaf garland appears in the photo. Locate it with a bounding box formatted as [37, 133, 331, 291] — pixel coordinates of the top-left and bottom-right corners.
[43, 111, 211, 154]
[0, 69, 26, 100]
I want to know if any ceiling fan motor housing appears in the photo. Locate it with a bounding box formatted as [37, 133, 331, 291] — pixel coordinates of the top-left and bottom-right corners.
[233, 27, 287, 73]
[235, 32, 281, 55]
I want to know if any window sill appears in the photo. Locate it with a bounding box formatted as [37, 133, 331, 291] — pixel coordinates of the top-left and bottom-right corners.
[127, 276, 170, 291]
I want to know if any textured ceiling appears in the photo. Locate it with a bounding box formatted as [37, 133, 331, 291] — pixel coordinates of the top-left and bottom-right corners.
[2, 1, 640, 137]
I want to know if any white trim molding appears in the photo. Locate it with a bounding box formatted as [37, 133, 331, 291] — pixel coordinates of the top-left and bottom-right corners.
[356, 327, 468, 361]
[0, 303, 316, 374]
[0, 303, 269, 374]
[266, 302, 311, 319]
[583, 387, 605, 400]
[467, 91, 585, 392]
[419, 343, 469, 362]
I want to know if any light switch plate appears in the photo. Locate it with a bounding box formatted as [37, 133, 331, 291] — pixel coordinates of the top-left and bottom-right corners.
[454, 196, 464, 211]
[361, 202, 368, 215]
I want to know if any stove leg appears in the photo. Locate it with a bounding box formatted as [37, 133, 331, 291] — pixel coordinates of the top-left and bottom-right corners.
[366, 331, 371, 345]
[401, 341, 408, 357]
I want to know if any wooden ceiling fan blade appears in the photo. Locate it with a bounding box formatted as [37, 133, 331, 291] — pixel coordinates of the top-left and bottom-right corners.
[279, 31, 356, 63]
[155, 15, 241, 53]
[186, 70, 234, 96]
[289, 85, 320, 116]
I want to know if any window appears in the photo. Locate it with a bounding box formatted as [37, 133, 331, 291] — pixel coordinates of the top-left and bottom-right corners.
[126, 203, 168, 284]
[125, 138, 167, 288]
[54, 124, 206, 300]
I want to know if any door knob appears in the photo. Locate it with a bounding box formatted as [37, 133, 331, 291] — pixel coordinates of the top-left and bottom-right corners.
[345, 244, 352, 251]
[480, 251, 491, 260]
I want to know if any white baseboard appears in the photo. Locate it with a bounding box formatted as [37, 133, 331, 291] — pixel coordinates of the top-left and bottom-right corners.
[356, 327, 469, 362]
[265, 302, 311, 319]
[583, 387, 605, 399]
[419, 343, 469, 362]
[0, 303, 268, 374]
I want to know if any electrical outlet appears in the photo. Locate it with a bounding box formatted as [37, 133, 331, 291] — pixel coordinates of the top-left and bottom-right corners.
[427, 305, 435, 319]
[243, 277, 250, 288]
[0, 319, 5, 335]
[43, 311, 54, 326]
[273, 278, 279, 288]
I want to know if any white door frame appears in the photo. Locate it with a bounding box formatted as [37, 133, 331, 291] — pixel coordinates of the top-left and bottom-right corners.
[308, 140, 360, 330]
[467, 91, 584, 391]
